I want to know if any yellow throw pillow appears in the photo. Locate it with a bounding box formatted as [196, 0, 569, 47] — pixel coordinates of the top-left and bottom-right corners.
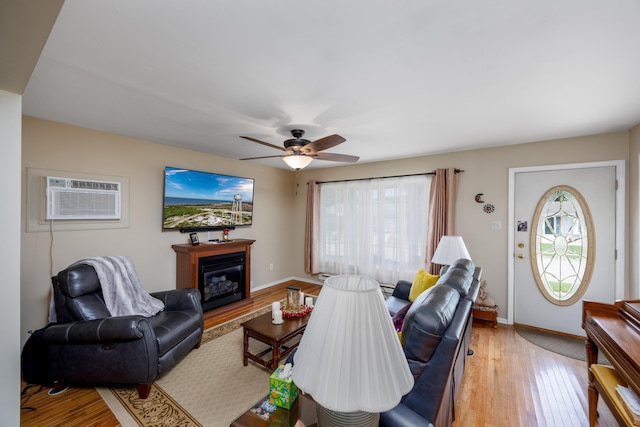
[409, 269, 439, 302]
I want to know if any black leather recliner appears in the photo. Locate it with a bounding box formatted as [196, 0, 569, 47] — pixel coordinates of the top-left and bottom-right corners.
[41, 263, 203, 398]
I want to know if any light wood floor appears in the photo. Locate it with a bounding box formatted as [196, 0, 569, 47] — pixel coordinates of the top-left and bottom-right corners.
[20, 280, 618, 426]
[456, 320, 616, 427]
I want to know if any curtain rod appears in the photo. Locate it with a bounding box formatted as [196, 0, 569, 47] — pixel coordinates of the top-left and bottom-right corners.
[315, 168, 464, 184]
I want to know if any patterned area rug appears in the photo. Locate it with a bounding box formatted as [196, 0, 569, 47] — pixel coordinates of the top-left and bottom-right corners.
[102, 301, 285, 427]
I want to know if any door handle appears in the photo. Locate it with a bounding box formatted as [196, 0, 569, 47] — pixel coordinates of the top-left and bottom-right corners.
[517, 253, 525, 259]
[518, 243, 525, 248]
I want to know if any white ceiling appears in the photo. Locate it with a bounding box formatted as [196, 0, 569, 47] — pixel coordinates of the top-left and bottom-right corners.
[22, 0, 640, 170]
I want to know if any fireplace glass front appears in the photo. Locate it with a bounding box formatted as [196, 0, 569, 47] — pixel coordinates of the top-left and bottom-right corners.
[198, 251, 245, 312]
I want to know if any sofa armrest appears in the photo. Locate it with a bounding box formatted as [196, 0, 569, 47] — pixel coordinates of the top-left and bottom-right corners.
[152, 288, 202, 312]
[464, 266, 483, 303]
[391, 280, 412, 301]
[43, 316, 150, 343]
[380, 404, 434, 427]
[45, 317, 158, 386]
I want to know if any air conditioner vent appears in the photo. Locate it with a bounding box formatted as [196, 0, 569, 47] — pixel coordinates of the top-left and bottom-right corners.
[318, 273, 335, 282]
[68, 180, 119, 191]
[46, 176, 121, 220]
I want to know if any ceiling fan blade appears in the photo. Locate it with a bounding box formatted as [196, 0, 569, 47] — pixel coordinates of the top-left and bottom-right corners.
[240, 154, 287, 160]
[301, 134, 346, 154]
[314, 152, 359, 163]
[240, 136, 286, 152]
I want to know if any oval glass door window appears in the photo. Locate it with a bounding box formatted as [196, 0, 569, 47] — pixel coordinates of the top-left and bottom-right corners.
[530, 185, 595, 306]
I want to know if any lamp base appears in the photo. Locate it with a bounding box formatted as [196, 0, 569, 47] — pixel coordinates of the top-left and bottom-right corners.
[316, 405, 379, 427]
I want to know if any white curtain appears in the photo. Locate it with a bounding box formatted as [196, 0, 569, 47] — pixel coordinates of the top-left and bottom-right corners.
[319, 175, 431, 284]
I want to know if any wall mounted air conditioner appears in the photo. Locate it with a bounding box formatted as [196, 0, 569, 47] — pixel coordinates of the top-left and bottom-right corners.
[46, 176, 121, 220]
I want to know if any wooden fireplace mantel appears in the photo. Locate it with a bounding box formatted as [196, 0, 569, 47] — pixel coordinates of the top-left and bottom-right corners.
[171, 239, 255, 319]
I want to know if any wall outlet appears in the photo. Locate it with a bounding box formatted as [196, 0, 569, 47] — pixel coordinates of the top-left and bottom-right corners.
[491, 221, 502, 230]
[269, 263, 274, 270]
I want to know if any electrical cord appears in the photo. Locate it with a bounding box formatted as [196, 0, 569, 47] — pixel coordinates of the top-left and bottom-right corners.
[49, 218, 55, 278]
[20, 384, 43, 411]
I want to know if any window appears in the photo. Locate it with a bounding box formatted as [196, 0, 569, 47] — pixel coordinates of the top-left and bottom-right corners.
[531, 185, 595, 305]
[319, 175, 431, 284]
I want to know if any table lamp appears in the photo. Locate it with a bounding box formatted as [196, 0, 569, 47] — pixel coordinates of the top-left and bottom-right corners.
[293, 275, 414, 426]
[431, 235, 471, 273]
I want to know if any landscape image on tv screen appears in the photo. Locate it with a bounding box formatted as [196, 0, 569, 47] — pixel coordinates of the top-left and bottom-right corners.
[163, 167, 254, 230]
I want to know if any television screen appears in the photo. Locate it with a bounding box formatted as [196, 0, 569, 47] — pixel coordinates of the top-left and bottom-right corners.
[162, 166, 254, 231]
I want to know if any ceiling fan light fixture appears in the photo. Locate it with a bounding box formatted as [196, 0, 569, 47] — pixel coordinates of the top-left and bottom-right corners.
[240, 130, 355, 166]
[283, 155, 313, 170]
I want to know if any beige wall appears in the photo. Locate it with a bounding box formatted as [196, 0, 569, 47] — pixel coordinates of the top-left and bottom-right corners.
[21, 116, 297, 345]
[21, 115, 639, 343]
[292, 131, 631, 319]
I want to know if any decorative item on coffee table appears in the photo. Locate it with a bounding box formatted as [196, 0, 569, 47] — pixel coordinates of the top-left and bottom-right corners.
[283, 286, 313, 319]
[286, 286, 301, 310]
[282, 305, 313, 319]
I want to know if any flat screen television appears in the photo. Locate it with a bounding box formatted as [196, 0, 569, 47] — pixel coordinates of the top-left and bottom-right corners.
[162, 166, 254, 231]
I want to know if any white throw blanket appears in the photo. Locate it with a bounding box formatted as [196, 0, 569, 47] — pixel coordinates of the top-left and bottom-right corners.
[49, 256, 164, 322]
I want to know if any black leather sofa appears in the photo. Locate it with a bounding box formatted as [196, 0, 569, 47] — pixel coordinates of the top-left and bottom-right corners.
[380, 259, 482, 427]
[40, 263, 204, 398]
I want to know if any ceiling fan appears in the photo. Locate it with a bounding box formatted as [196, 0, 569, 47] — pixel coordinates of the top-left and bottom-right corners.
[240, 129, 359, 170]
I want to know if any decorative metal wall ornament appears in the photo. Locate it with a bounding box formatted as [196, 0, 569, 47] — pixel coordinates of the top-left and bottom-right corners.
[483, 203, 495, 214]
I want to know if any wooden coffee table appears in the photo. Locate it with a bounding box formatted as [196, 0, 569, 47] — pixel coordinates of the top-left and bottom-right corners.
[241, 311, 311, 370]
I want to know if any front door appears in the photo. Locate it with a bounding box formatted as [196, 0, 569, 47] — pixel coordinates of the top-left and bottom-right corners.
[510, 161, 623, 336]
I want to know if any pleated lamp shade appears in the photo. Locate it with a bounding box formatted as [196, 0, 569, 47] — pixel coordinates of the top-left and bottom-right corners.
[292, 275, 414, 415]
[431, 235, 471, 266]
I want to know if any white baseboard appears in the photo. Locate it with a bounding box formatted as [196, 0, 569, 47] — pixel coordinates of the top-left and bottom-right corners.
[250, 276, 323, 292]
